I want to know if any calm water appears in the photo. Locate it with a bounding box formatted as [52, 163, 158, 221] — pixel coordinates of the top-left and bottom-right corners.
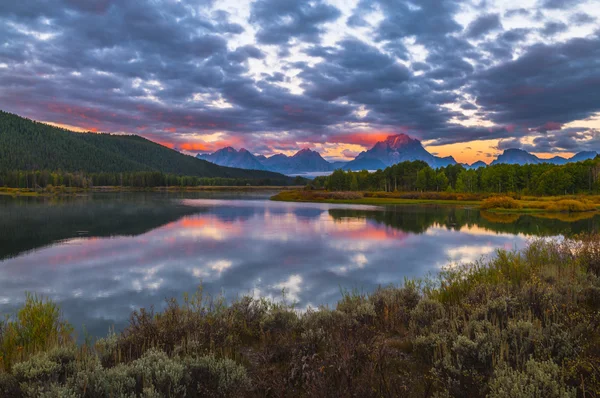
[1, 192, 598, 338]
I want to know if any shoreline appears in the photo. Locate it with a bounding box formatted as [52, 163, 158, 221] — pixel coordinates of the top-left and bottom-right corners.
[270, 190, 600, 214]
[0, 185, 301, 197]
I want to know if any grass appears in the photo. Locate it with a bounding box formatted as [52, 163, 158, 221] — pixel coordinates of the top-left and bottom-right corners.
[2, 235, 600, 397]
[271, 190, 481, 206]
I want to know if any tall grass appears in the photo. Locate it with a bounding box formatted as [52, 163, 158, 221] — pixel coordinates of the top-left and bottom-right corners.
[2, 236, 600, 397]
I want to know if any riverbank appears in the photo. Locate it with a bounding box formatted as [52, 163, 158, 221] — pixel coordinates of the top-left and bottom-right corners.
[271, 190, 600, 214]
[0, 185, 301, 197]
[1, 235, 599, 397]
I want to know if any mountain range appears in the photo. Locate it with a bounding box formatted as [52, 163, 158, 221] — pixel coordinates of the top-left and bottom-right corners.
[197, 147, 336, 174]
[490, 148, 597, 165]
[0, 110, 296, 184]
[197, 134, 461, 174]
[198, 134, 597, 175]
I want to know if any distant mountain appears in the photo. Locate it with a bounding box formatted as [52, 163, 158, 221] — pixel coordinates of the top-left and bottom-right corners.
[197, 147, 267, 170]
[466, 161, 488, 169]
[569, 151, 597, 163]
[492, 148, 598, 165]
[263, 148, 332, 174]
[199, 147, 334, 174]
[330, 161, 349, 169]
[0, 110, 294, 183]
[344, 134, 457, 170]
[491, 148, 541, 165]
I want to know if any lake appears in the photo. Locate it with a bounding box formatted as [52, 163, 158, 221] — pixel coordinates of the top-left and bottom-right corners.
[0, 192, 598, 339]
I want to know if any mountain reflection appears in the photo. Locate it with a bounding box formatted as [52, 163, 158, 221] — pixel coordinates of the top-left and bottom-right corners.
[0, 193, 598, 339]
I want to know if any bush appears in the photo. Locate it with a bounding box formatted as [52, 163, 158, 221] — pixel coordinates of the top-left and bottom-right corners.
[0, 372, 21, 397]
[480, 196, 522, 210]
[129, 349, 185, 397]
[544, 199, 596, 213]
[0, 294, 73, 370]
[488, 359, 576, 398]
[410, 299, 445, 332]
[67, 360, 135, 398]
[183, 355, 250, 398]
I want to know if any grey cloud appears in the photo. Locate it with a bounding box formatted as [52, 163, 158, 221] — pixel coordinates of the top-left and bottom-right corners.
[539, 0, 583, 9]
[541, 21, 568, 36]
[465, 13, 503, 38]
[570, 12, 596, 24]
[469, 36, 600, 128]
[250, 0, 341, 45]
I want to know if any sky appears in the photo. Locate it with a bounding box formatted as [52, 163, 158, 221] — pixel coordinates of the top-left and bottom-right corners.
[0, 0, 599, 164]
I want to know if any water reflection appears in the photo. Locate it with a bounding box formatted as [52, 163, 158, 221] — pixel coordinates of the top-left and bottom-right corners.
[0, 193, 598, 339]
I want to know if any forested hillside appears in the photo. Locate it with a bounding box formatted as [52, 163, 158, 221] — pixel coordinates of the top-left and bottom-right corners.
[0, 111, 293, 183]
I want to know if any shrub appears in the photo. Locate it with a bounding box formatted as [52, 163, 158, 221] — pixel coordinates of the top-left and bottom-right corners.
[544, 199, 596, 213]
[410, 299, 445, 332]
[94, 329, 120, 367]
[370, 285, 421, 331]
[502, 321, 541, 367]
[0, 372, 21, 397]
[0, 294, 73, 370]
[183, 355, 250, 398]
[480, 196, 522, 210]
[67, 360, 135, 398]
[413, 333, 448, 365]
[488, 359, 576, 398]
[129, 349, 185, 397]
[12, 352, 61, 383]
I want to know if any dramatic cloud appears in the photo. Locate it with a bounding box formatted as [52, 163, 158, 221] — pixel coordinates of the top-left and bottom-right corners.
[0, 0, 599, 162]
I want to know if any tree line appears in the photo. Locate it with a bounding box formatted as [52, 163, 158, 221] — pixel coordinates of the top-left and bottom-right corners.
[0, 170, 302, 189]
[311, 158, 600, 195]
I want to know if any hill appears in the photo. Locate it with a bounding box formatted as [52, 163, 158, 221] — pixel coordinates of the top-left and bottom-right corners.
[0, 111, 294, 182]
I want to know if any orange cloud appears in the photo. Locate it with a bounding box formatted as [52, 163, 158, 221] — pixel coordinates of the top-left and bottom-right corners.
[328, 132, 396, 147]
[180, 142, 211, 151]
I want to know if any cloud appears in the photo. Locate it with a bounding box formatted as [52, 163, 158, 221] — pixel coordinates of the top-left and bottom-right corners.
[469, 35, 600, 128]
[465, 13, 503, 38]
[539, 0, 582, 9]
[497, 128, 600, 153]
[540, 21, 568, 36]
[0, 0, 598, 159]
[250, 0, 341, 45]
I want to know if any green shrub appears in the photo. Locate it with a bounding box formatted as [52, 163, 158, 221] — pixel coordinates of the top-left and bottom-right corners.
[413, 333, 448, 365]
[410, 299, 445, 332]
[183, 355, 250, 398]
[502, 321, 542, 367]
[67, 359, 135, 398]
[1, 294, 73, 370]
[488, 359, 576, 398]
[129, 349, 185, 397]
[12, 352, 61, 383]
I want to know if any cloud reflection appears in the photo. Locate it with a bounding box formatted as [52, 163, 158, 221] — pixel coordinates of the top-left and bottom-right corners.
[0, 194, 597, 339]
